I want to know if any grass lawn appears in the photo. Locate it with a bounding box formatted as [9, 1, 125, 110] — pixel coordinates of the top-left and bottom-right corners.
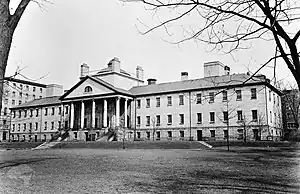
[0, 147, 299, 193]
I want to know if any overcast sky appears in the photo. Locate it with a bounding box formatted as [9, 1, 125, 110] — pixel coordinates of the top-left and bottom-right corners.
[7, 0, 296, 90]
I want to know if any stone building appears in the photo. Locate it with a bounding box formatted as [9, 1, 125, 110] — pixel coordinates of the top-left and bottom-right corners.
[0, 77, 48, 141]
[9, 58, 283, 142]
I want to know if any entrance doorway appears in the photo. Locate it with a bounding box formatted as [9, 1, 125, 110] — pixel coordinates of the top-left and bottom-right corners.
[197, 130, 202, 141]
[85, 132, 89, 141]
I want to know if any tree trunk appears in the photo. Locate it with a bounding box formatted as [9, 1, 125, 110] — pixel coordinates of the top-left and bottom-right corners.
[0, 1, 14, 114]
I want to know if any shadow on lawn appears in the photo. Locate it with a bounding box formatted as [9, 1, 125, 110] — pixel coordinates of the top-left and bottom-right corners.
[0, 157, 60, 170]
[131, 170, 299, 193]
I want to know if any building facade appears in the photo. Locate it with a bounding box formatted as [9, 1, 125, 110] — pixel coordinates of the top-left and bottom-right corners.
[0, 77, 48, 141]
[9, 58, 283, 142]
[281, 89, 300, 140]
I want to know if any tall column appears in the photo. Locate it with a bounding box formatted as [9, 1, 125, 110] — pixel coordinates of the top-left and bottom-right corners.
[81, 101, 85, 129]
[103, 99, 107, 127]
[92, 99, 96, 128]
[124, 99, 128, 128]
[116, 97, 120, 127]
[70, 103, 74, 129]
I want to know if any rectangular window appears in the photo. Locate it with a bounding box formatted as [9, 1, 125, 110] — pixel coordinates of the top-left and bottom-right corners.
[12, 99, 15, 105]
[179, 95, 184, 105]
[59, 107, 62, 115]
[19, 92, 22, 98]
[33, 86, 36, 92]
[36, 109, 39, 117]
[273, 93, 275, 104]
[65, 106, 69, 114]
[23, 123, 26, 131]
[167, 131, 172, 139]
[237, 110, 243, 121]
[179, 114, 184, 124]
[222, 90, 227, 101]
[223, 111, 228, 122]
[156, 97, 160, 107]
[137, 99, 141, 109]
[146, 132, 150, 140]
[146, 116, 150, 126]
[196, 93, 202, 104]
[51, 122, 54, 130]
[270, 111, 272, 123]
[251, 88, 257, 99]
[156, 131, 160, 140]
[236, 90, 242, 100]
[40, 88, 43, 93]
[210, 130, 215, 138]
[52, 107, 55, 115]
[29, 123, 32, 130]
[58, 121, 61, 129]
[30, 109, 33, 117]
[44, 122, 47, 130]
[180, 131, 184, 138]
[167, 115, 172, 125]
[12, 91, 16, 97]
[210, 112, 215, 123]
[167, 96, 172, 106]
[18, 124, 20, 131]
[12, 124, 15, 131]
[197, 113, 202, 124]
[252, 110, 258, 121]
[19, 110, 21, 118]
[33, 95, 35, 99]
[156, 115, 160, 126]
[24, 110, 27, 118]
[45, 108, 48, 116]
[4, 98, 8, 105]
[20, 84, 23, 90]
[269, 90, 271, 101]
[146, 98, 150, 108]
[224, 130, 228, 139]
[64, 121, 68, 129]
[209, 92, 214, 103]
[137, 116, 141, 126]
[19, 100, 22, 105]
[35, 122, 38, 131]
[137, 132, 141, 139]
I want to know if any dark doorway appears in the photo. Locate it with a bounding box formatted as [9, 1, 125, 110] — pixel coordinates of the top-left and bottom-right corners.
[253, 129, 260, 141]
[35, 135, 38, 142]
[3, 132, 6, 140]
[197, 130, 203, 141]
[85, 132, 89, 141]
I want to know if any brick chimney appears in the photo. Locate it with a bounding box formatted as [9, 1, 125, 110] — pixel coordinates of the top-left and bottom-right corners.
[181, 72, 188, 81]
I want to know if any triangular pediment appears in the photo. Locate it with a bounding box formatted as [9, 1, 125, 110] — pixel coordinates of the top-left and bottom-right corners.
[62, 77, 116, 100]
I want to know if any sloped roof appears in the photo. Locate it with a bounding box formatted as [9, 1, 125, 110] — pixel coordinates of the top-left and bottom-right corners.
[4, 77, 46, 87]
[10, 96, 61, 109]
[60, 76, 133, 100]
[129, 73, 280, 96]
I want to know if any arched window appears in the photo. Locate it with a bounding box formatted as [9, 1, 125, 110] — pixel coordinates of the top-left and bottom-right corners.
[84, 86, 93, 93]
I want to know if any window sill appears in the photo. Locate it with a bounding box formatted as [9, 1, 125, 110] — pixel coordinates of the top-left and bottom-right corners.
[236, 98, 242, 101]
[209, 121, 215, 124]
[179, 123, 184, 125]
[197, 122, 202, 124]
[167, 123, 172, 125]
[167, 105, 172, 107]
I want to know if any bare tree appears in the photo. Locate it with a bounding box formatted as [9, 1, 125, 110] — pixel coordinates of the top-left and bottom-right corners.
[0, 1, 48, 112]
[123, 0, 300, 89]
[150, 114, 159, 141]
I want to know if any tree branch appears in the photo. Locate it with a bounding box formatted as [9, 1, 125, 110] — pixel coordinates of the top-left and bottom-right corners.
[9, 0, 31, 31]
